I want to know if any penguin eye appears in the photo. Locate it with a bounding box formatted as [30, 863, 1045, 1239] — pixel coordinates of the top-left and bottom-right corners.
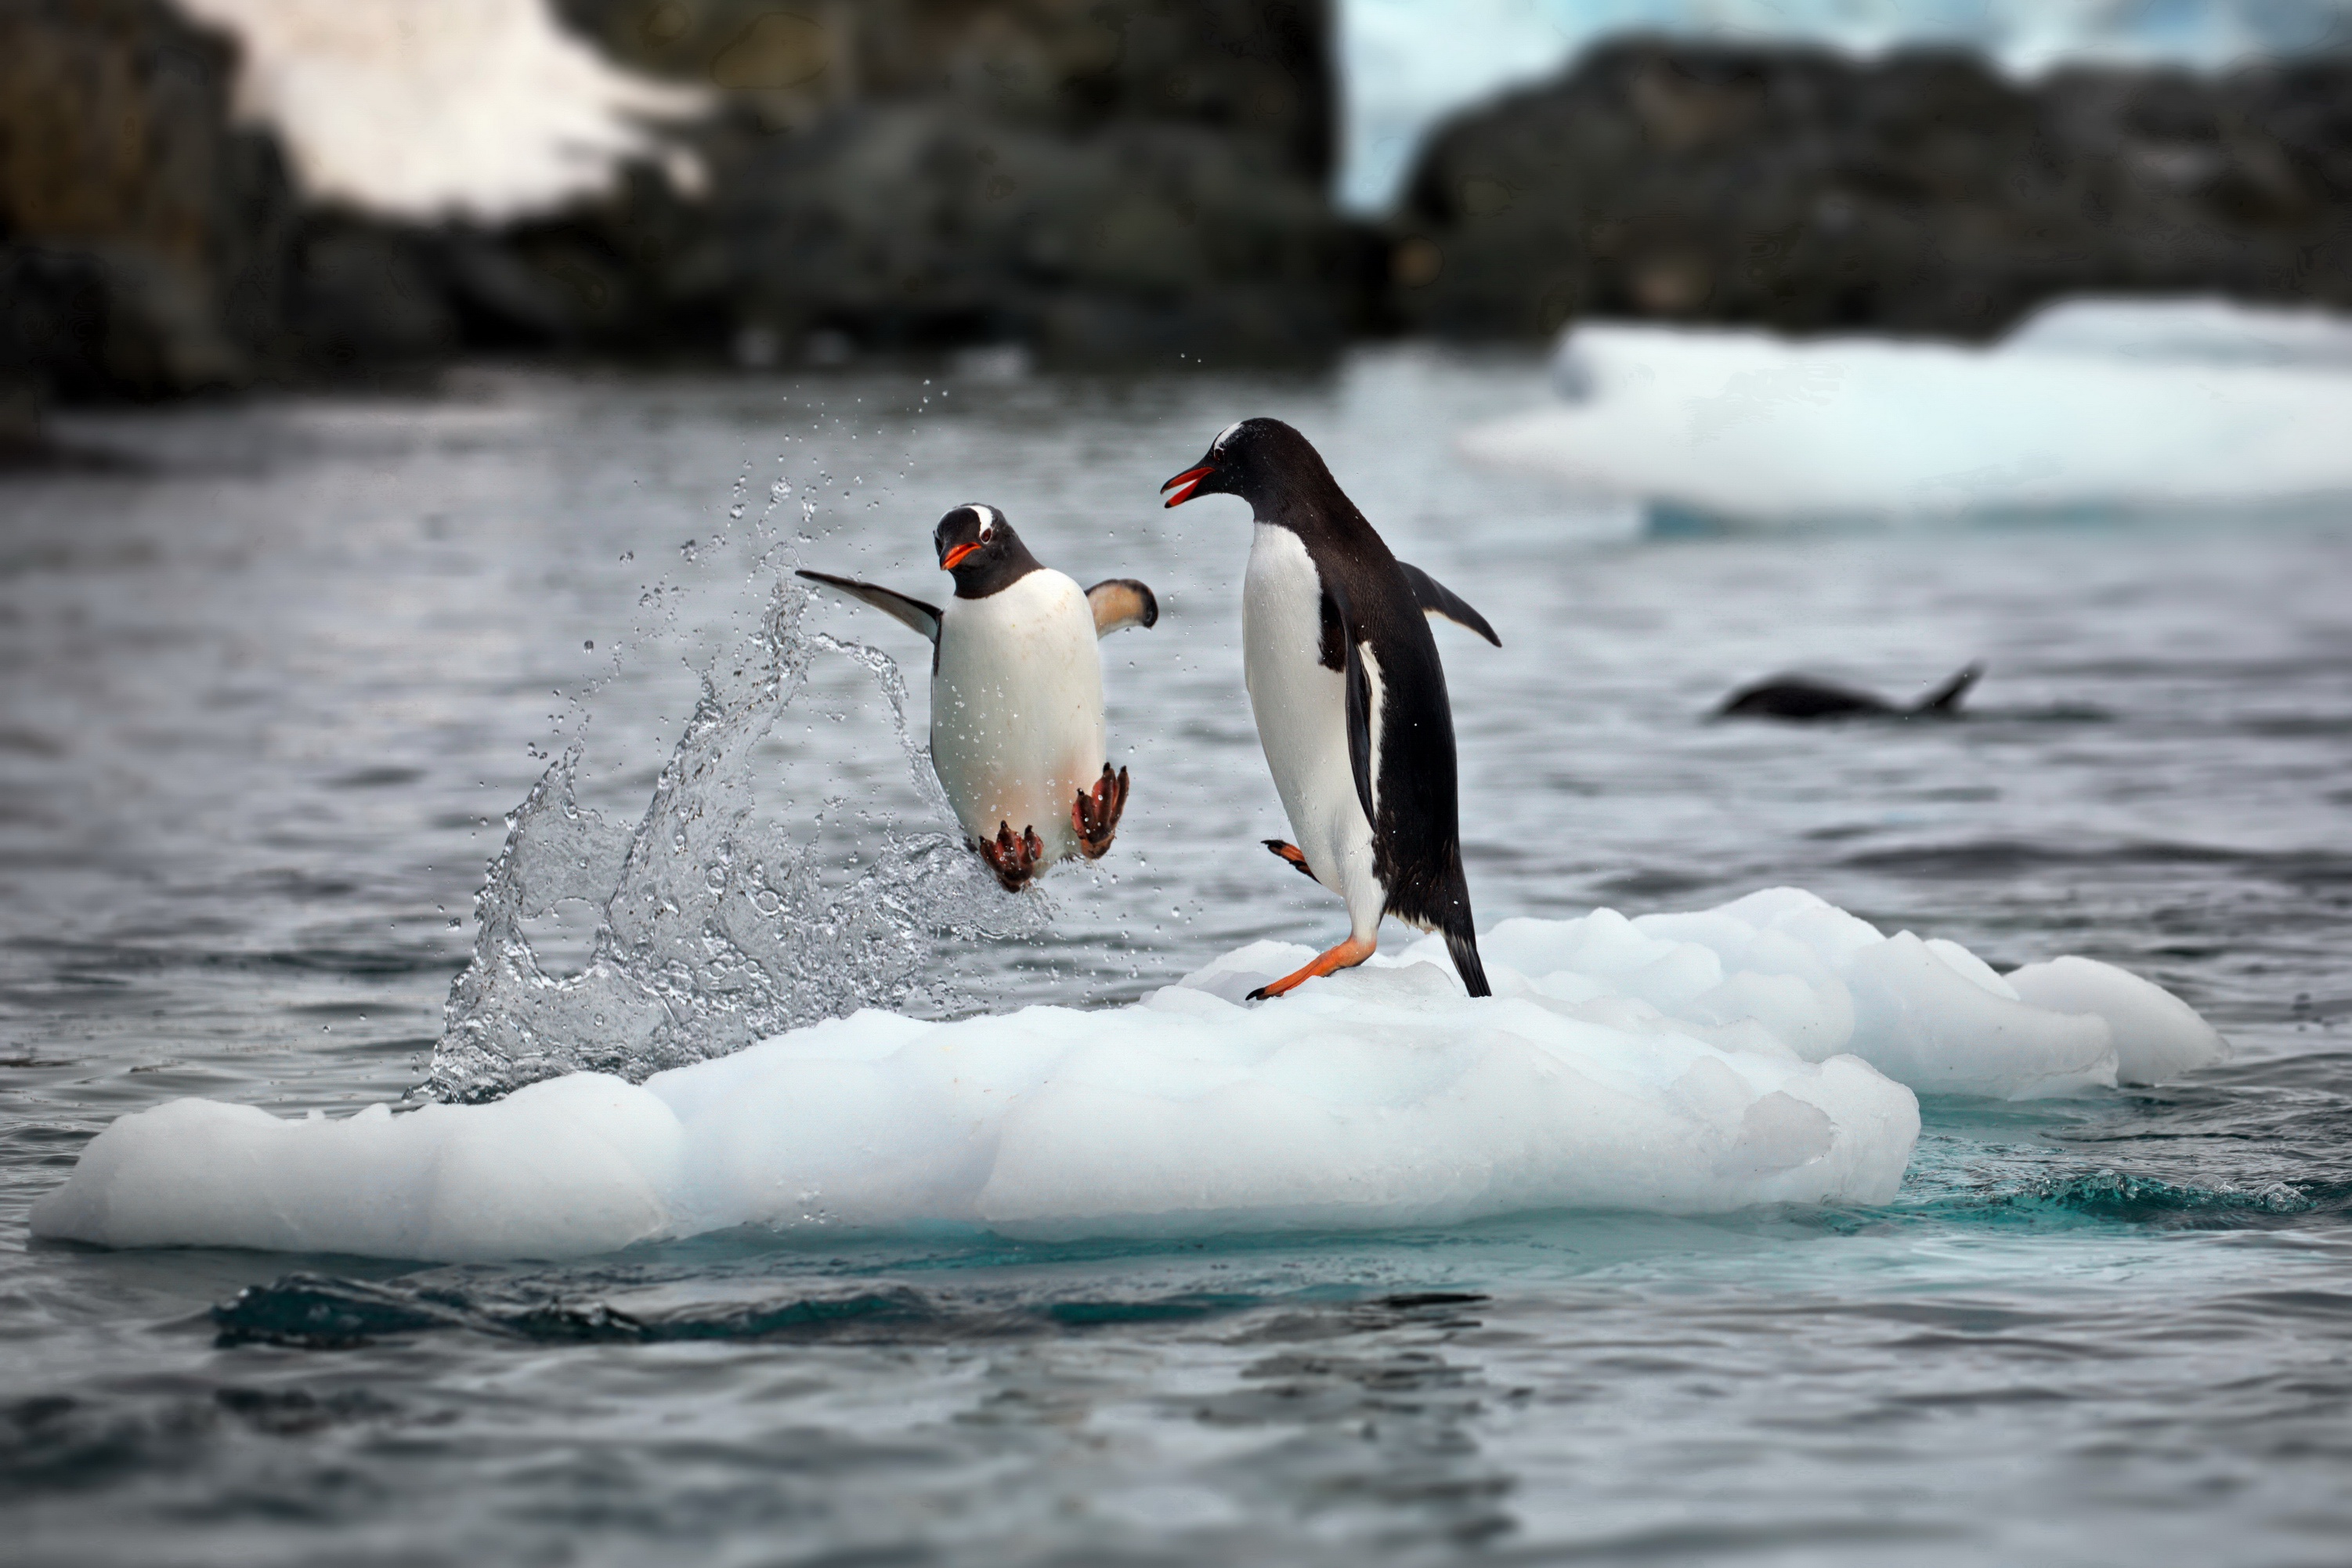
[977, 519, 994, 544]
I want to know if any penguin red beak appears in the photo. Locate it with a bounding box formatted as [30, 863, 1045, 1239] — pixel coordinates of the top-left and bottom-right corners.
[1160, 464, 1216, 508]
[940, 541, 981, 569]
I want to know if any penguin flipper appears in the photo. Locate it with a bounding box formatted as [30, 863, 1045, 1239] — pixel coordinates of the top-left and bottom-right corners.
[1914, 662, 1983, 715]
[1338, 602, 1379, 834]
[1397, 562, 1500, 647]
[795, 569, 941, 642]
[1086, 579, 1158, 636]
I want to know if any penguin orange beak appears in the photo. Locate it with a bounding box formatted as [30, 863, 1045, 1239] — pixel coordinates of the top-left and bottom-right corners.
[940, 541, 981, 569]
[1160, 464, 1216, 508]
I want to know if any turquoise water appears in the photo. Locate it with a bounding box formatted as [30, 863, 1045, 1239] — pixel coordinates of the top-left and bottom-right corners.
[2, 350, 2347, 1563]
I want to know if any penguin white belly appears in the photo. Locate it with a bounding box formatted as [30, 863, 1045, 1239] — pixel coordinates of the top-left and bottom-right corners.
[1242, 525, 1382, 934]
[930, 569, 1105, 862]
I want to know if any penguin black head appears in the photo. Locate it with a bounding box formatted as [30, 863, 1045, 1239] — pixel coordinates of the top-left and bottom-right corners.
[933, 503, 1041, 598]
[1159, 417, 1336, 517]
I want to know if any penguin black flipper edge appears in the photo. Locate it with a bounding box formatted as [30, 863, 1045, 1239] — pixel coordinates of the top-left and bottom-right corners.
[1397, 563, 1500, 646]
[795, 569, 941, 642]
[1085, 579, 1158, 637]
[1335, 587, 1379, 833]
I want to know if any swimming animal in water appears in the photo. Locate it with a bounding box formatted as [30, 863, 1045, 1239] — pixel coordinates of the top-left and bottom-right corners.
[797, 504, 1157, 891]
[1162, 417, 1498, 1000]
[1716, 663, 1982, 721]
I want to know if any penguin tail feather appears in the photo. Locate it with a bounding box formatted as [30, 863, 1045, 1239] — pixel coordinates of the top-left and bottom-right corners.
[1443, 919, 1492, 999]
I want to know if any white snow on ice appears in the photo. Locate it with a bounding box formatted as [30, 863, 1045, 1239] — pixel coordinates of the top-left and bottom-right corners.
[31, 891, 2224, 1263]
[180, 0, 703, 219]
[1460, 297, 2352, 526]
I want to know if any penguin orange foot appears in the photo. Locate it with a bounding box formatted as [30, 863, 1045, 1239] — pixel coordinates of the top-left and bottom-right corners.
[1246, 934, 1378, 1001]
[976, 820, 1046, 892]
[1071, 764, 1129, 859]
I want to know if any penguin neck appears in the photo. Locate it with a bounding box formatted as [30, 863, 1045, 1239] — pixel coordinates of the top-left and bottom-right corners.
[1248, 477, 1389, 569]
[948, 537, 1044, 599]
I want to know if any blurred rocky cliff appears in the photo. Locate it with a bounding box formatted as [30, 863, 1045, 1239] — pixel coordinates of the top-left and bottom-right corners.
[2, 0, 1364, 414]
[1391, 38, 2352, 339]
[549, 0, 1364, 365]
[1, 0, 296, 415]
[12, 4, 2352, 415]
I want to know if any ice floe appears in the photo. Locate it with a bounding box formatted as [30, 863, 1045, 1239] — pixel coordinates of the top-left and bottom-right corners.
[31, 890, 2224, 1263]
[1460, 297, 2352, 526]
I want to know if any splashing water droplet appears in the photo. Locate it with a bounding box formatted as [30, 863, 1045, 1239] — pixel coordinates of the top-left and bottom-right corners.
[425, 580, 1046, 1104]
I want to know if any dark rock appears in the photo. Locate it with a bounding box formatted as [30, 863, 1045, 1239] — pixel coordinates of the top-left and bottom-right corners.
[698, 99, 1365, 363]
[548, 0, 1367, 363]
[559, 0, 1335, 183]
[0, 0, 297, 398]
[289, 215, 456, 367]
[1390, 38, 2352, 339]
[4, 0, 1366, 393]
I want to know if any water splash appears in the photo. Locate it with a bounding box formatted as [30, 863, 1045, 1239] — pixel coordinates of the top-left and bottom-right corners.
[426, 580, 1046, 1104]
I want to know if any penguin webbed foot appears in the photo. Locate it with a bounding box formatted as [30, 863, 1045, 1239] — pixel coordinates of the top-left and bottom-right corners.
[1246, 934, 1378, 1001]
[1071, 764, 1129, 860]
[975, 820, 1046, 892]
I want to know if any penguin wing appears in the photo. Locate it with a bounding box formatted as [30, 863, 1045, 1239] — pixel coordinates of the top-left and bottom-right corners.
[795, 569, 941, 642]
[1331, 587, 1381, 833]
[1085, 579, 1158, 637]
[1397, 563, 1500, 646]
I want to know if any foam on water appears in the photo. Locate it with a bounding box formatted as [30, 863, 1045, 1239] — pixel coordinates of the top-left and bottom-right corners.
[1460, 296, 2352, 524]
[31, 890, 2224, 1262]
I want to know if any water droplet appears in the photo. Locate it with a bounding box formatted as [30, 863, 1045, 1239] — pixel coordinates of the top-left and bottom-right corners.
[583, 639, 595, 651]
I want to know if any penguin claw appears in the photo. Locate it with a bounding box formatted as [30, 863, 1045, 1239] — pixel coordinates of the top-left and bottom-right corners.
[976, 820, 1045, 892]
[1071, 764, 1129, 859]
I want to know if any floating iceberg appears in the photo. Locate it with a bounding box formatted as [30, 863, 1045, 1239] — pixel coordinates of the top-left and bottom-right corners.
[31, 891, 2224, 1263]
[1460, 297, 2352, 526]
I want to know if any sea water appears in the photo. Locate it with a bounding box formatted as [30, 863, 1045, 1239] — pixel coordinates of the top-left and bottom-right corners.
[2, 345, 2347, 1564]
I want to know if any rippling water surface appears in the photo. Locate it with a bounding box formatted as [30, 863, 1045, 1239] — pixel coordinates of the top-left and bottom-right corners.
[2, 350, 2348, 1565]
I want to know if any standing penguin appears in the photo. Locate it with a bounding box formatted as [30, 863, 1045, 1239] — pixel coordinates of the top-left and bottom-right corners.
[797, 504, 1157, 891]
[1162, 419, 1498, 999]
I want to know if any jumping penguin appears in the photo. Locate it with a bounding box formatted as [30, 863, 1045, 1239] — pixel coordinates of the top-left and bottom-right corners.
[797, 504, 1157, 891]
[1162, 418, 1498, 999]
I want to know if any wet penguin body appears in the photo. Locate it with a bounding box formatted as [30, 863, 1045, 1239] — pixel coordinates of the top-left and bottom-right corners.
[797, 505, 1154, 889]
[1163, 419, 1497, 999]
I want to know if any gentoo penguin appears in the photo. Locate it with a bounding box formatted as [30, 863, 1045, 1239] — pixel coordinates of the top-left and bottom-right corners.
[1162, 418, 1498, 1000]
[797, 504, 1157, 891]
[1718, 663, 1982, 721]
